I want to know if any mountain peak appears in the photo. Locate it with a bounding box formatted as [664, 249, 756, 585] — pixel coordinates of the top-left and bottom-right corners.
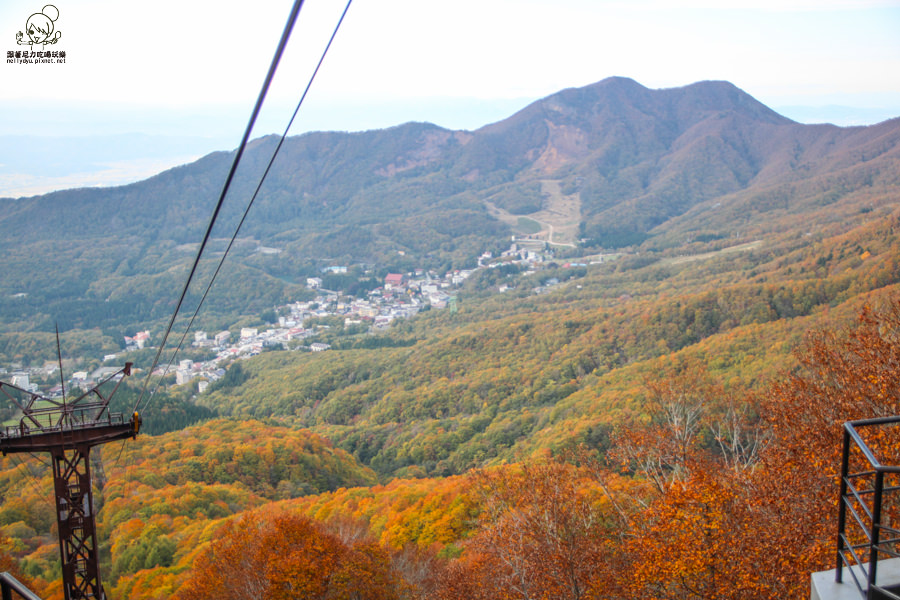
[478, 77, 795, 146]
[589, 76, 648, 90]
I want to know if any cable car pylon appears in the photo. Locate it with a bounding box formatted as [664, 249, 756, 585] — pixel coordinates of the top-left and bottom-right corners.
[0, 363, 141, 600]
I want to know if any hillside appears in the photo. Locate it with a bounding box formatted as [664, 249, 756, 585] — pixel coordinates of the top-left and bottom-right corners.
[0, 78, 899, 599]
[194, 209, 900, 478]
[0, 78, 898, 352]
[0, 419, 377, 591]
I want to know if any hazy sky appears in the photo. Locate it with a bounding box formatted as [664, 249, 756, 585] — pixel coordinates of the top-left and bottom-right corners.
[1, 0, 899, 195]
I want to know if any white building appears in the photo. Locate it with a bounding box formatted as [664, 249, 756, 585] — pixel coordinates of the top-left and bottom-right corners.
[134, 331, 150, 349]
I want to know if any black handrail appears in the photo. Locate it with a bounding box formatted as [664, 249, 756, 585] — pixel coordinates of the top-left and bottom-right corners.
[0, 572, 42, 600]
[836, 416, 900, 599]
[2, 411, 127, 439]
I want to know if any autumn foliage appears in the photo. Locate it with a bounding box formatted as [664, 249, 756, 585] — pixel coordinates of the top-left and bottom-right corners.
[436, 460, 621, 600]
[5, 296, 900, 598]
[175, 510, 403, 600]
[432, 298, 900, 599]
[609, 298, 900, 598]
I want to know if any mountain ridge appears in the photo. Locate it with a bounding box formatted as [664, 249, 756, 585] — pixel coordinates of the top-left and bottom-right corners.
[0, 77, 899, 337]
[2, 79, 900, 598]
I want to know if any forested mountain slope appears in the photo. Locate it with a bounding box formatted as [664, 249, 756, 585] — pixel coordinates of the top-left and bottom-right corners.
[198, 209, 900, 478]
[0, 78, 898, 349]
[0, 78, 899, 599]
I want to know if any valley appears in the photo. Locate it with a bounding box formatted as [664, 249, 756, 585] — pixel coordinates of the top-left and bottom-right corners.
[0, 77, 898, 599]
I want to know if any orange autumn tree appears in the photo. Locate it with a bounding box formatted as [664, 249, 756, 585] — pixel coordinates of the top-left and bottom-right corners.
[437, 459, 623, 600]
[175, 510, 403, 600]
[0, 536, 36, 592]
[605, 362, 772, 599]
[753, 297, 900, 594]
[623, 465, 776, 600]
[611, 297, 900, 599]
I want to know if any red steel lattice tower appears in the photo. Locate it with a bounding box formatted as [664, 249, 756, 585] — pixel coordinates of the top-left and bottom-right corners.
[0, 364, 140, 600]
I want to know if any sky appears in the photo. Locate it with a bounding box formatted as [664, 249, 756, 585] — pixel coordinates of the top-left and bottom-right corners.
[1, 0, 899, 196]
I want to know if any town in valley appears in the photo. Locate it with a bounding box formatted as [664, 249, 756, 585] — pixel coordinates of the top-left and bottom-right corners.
[2, 239, 614, 398]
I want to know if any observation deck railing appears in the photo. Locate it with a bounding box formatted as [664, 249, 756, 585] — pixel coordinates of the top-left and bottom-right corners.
[1, 410, 127, 440]
[0, 572, 42, 600]
[837, 416, 900, 600]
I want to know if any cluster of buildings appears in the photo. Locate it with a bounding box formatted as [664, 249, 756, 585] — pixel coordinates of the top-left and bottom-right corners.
[0, 363, 129, 398]
[1, 239, 580, 398]
[165, 257, 520, 390]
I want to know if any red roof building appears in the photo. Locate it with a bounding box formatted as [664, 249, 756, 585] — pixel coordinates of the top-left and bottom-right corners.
[384, 273, 405, 289]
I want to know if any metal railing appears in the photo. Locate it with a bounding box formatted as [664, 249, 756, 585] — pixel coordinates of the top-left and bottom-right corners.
[837, 416, 900, 599]
[0, 572, 42, 600]
[2, 411, 127, 439]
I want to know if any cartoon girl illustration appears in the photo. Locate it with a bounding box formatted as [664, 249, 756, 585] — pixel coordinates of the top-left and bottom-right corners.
[17, 5, 61, 47]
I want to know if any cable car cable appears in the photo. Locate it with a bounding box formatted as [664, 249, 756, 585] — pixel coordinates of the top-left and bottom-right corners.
[139, 0, 355, 417]
[132, 0, 308, 413]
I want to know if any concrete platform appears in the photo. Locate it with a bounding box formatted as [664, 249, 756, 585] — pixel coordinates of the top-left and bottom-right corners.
[812, 559, 900, 600]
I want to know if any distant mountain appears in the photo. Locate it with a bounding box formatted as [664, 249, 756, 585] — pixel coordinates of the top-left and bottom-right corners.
[470, 77, 900, 244]
[774, 104, 900, 127]
[5, 81, 900, 600]
[1, 77, 899, 336]
[0, 133, 234, 198]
